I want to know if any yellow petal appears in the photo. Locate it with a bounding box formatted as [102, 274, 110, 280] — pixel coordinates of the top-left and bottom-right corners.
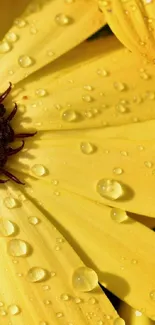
[119, 301, 154, 324]
[98, 0, 155, 62]
[9, 35, 155, 132]
[0, 184, 117, 324]
[0, 0, 105, 86]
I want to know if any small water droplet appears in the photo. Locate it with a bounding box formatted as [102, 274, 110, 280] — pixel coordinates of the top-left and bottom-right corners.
[40, 322, 48, 325]
[6, 32, 18, 43]
[72, 266, 98, 292]
[0, 302, 4, 307]
[131, 259, 138, 264]
[30, 25, 38, 34]
[96, 179, 124, 200]
[51, 271, 56, 277]
[150, 290, 155, 300]
[83, 85, 93, 91]
[97, 321, 104, 325]
[0, 41, 12, 53]
[55, 13, 72, 25]
[137, 145, 145, 151]
[56, 312, 63, 318]
[120, 151, 128, 156]
[140, 71, 150, 80]
[27, 267, 48, 282]
[56, 237, 64, 243]
[144, 161, 153, 168]
[0, 219, 15, 236]
[113, 167, 124, 175]
[55, 245, 61, 251]
[31, 164, 47, 176]
[52, 179, 59, 185]
[74, 297, 82, 304]
[88, 297, 97, 304]
[47, 50, 55, 57]
[84, 110, 93, 118]
[28, 216, 40, 225]
[0, 309, 7, 316]
[36, 88, 47, 97]
[44, 299, 51, 305]
[42, 285, 50, 291]
[97, 69, 109, 77]
[135, 310, 142, 316]
[82, 95, 93, 102]
[111, 208, 128, 223]
[8, 239, 30, 257]
[116, 104, 127, 113]
[53, 191, 60, 196]
[60, 293, 70, 301]
[14, 18, 27, 28]
[18, 55, 34, 68]
[8, 304, 20, 315]
[113, 318, 126, 325]
[114, 82, 126, 91]
[80, 142, 96, 154]
[62, 109, 79, 122]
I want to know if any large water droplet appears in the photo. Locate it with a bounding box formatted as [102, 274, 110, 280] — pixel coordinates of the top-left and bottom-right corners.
[18, 55, 34, 68]
[14, 18, 27, 28]
[27, 267, 48, 282]
[8, 304, 21, 315]
[55, 13, 72, 25]
[96, 179, 124, 200]
[0, 219, 15, 236]
[113, 318, 126, 325]
[0, 41, 12, 53]
[31, 164, 47, 176]
[111, 208, 129, 223]
[80, 142, 96, 154]
[6, 32, 18, 43]
[4, 197, 17, 209]
[8, 239, 30, 257]
[72, 266, 98, 292]
[62, 109, 79, 122]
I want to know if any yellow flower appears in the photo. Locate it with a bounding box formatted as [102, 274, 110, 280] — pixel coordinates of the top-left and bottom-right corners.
[0, 0, 155, 324]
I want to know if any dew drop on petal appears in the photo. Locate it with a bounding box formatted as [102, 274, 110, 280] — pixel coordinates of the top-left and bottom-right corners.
[27, 267, 48, 282]
[97, 321, 104, 325]
[14, 18, 27, 28]
[28, 216, 40, 225]
[55, 13, 72, 25]
[0, 309, 7, 316]
[60, 293, 70, 301]
[56, 312, 63, 318]
[80, 142, 96, 155]
[97, 69, 109, 77]
[83, 85, 93, 91]
[111, 208, 129, 223]
[144, 161, 153, 168]
[8, 304, 21, 315]
[31, 164, 46, 176]
[40, 322, 48, 325]
[74, 297, 82, 304]
[18, 55, 34, 68]
[113, 82, 126, 91]
[72, 266, 98, 292]
[62, 109, 79, 122]
[51, 271, 56, 277]
[82, 95, 93, 102]
[4, 197, 18, 209]
[42, 285, 50, 291]
[0, 41, 12, 53]
[113, 167, 124, 175]
[116, 104, 127, 113]
[113, 318, 126, 325]
[96, 179, 124, 200]
[150, 290, 155, 301]
[8, 239, 30, 257]
[6, 32, 18, 43]
[35, 88, 47, 97]
[88, 297, 97, 304]
[0, 219, 15, 236]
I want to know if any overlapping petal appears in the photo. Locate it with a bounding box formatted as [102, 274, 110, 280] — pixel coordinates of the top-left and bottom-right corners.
[0, 0, 105, 87]
[99, 0, 155, 61]
[119, 302, 154, 324]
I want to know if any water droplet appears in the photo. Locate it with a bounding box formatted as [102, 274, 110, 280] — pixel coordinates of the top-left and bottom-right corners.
[0, 219, 15, 236]
[113, 318, 126, 325]
[8, 239, 30, 257]
[8, 304, 20, 315]
[47, 50, 55, 57]
[6, 32, 18, 43]
[83, 85, 93, 91]
[80, 142, 96, 154]
[55, 13, 72, 25]
[88, 297, 97, 304]
[36, 88, 47, 97]
[56, 312, 63, 318]
[40, 322, 48, 325]
[113, 167, 124, 175]
[28, 216, 40, 225]
[97, 69, 109, 77]
[96, 179, 124, 200]
[0, 41, 12, 53]
[62, 109, 79, 122]
[14, 18, 27, 27]
[135, 310, 142, 316]
[116, 104, 127, 113]
[82, 95, 93, 102]
[114, 82, 126, 91]
[137, 145, 145, 151]
[131, 259, 138, 264]
[18, 55, 34, 68]
[42, 285, 50, 291]
[150, 290, 155, 300]
[27, 267, 48, 282]
[144, 161, 153, 168]
[120, 151, 128, 156]
[0, 309, 7, 316]
[44, 299, 51, 305]
[97, 321, 104, 325]
[72, 266, 98, 292]
[0, 302, 4, 307]
[53, 191, 60, 196]
[84, 110, 93, 118]
[51, 271, 56, 277]
[140, 71, 150, 80]
[111, 208, 128, 223]
[60, 293, 70, 301]
[31, 164, 47, 176]
[30, 25, 38, 34]
[52, 179, 59, 185]
[55, 245, 61, 251]
[56, 237, 64, 243]
[74, 297, 82, 304]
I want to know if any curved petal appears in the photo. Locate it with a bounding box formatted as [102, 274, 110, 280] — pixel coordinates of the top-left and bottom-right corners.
[98, 0, 155, 61]
[0, 183, 117, 324]
[0, 0, 105, 86]
[9, 35, 155, 133]
[119, 301, 154, 324]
